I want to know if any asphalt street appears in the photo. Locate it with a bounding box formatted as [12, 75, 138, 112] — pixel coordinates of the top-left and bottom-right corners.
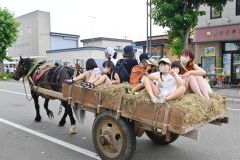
[0, 80, 239, 160]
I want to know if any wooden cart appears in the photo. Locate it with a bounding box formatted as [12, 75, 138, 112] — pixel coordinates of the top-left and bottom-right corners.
[32, 84, 228, 160]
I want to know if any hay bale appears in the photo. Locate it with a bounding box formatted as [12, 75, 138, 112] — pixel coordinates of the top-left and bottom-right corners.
[92, 83, 226, 125]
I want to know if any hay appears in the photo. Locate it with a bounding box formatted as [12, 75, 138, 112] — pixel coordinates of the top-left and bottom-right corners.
[92, 83, 226, 125]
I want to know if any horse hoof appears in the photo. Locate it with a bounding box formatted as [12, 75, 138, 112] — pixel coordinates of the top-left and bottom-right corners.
[58, 120, 66, 126]
[48, 112, 54, 120]
[69, 125, 77, 134]
[35, 116, 41, 122]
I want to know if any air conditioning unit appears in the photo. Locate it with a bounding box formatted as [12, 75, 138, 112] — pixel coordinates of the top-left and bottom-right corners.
[207, 31, 211, 36]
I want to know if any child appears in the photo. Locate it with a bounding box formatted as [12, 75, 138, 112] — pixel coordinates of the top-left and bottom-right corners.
[64, 58, 101, 85]
[86, 61, 120, 89]
[131, 58, 158, 92]
[143, 58, 186, 103]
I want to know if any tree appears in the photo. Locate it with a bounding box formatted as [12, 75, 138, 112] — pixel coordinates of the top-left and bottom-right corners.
[151, 0, 231, 56]
[0, 7, 19, 73]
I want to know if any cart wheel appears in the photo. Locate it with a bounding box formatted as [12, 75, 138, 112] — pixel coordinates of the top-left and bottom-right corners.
[92, 111, 136, 160]
[145, 129, 179, 145]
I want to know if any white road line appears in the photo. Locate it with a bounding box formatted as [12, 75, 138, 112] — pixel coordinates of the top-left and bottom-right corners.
[0, 89, 31, 96]
[0, 81, 23, 86]
[0, 118, 100, 160]
[228, 108, 240, 112]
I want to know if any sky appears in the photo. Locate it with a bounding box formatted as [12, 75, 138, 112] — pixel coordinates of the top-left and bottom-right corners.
[0, 0, 167, 42]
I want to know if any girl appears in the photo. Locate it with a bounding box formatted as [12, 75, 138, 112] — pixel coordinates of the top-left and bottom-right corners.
[86, 61, 120, 89]
[64, 58, 101, 85]
[179, 49, 210, 100]
[143, 58, 186, 104]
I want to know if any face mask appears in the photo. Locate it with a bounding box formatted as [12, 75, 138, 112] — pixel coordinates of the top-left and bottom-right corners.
[180, 56, 190, 65]
[159, 66, 167, 73]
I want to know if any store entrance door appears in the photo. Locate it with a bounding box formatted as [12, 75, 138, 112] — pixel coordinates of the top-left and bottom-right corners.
[232, 53, 240, 83]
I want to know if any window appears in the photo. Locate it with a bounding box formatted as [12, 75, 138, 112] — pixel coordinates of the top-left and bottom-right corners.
[210, 6, 221, 19]
[224, 42, 240, 51]
[237, 0, 240, 15]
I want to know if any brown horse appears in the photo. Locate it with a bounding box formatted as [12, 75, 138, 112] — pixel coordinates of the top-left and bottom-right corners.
[13, 56, 77, 134]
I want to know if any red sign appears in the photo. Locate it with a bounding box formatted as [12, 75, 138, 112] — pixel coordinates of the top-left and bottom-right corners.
[194, 24, 240, 42]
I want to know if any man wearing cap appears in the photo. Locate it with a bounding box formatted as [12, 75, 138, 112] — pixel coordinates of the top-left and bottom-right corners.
[141, 57, 186, 103]
[115, 45, 138, 83]
[105, 47, 118, 65]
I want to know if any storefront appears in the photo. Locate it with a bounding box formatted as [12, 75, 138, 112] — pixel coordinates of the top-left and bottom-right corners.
[194, 23, 240, 84]
[222, 42, 240, 83]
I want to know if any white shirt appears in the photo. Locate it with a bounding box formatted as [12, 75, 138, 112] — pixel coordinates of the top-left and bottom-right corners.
[152, 71, 177, 97]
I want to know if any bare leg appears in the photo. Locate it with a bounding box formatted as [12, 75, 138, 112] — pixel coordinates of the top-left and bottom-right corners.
[166, 86, 186, 101]
[195, 76, 210, 100]
[132, 83, 144, 92]
[188, 75, 205, 99]
[143, 77, 160, 97]
[94, 74, 108, 86]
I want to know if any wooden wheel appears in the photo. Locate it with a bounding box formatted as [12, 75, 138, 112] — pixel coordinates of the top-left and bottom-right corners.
[92, 111, 136, 160]
[145, 129, 179, 145]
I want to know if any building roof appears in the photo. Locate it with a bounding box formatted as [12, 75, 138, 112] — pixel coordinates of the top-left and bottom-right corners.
[50, 32, 80, 38]
[135, 35, 170, 47]
[46, 46, 105, 53]
[81, 37, 132, 43]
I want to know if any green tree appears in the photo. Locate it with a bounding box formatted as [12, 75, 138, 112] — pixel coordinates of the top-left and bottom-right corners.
[151, 0, 230, 56]
[0, 7, 19, 72]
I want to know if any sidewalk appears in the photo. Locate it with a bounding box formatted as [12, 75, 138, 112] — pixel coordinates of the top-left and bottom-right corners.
[213, 88, 240, 103]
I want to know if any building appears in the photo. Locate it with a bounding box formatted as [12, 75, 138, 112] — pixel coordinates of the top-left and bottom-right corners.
[194, 0, 240, 83]
[50, 32, 79, 50]
[8, 10, 51, 61]
[135, 35, 179, 61]
[81, 37, 132, 51]
[47, 37, 133, 68]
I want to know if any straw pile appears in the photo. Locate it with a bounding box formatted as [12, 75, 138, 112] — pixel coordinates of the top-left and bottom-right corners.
[92, 83, 226, 125]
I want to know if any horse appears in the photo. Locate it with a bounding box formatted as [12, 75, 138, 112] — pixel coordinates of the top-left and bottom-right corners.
[13, 56, 77, 134]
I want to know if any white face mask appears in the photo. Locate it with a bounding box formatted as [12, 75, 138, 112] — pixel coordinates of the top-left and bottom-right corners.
[180, 56, 190, 65]
[159, 66, 167, 73]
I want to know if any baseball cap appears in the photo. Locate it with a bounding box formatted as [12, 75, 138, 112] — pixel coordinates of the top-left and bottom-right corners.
[123, 45, 134, 57]
[146, 58, 158, 66]
[105, 47, 116, 57]
[159, 58, 171, 65]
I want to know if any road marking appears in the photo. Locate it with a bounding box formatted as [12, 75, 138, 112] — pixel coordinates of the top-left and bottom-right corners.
[228, 108, 240, 112]
[0, 118, 100, 160]
[0, 81, 23, 86]
[0, 89, 31, 96]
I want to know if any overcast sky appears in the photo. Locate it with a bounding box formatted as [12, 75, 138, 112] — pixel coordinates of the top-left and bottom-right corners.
[0, 0, 167, 41]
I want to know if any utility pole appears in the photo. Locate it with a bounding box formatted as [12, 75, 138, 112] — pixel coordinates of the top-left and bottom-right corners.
[88, 16, 96, 49]
[146, 0, 149, 54]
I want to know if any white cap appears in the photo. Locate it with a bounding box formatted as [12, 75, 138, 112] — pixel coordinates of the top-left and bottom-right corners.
[105, 47, 116, 57]
[159, 58, 171, 65]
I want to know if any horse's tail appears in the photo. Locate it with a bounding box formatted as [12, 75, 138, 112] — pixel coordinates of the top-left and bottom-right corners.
[72, 103, 86, 124]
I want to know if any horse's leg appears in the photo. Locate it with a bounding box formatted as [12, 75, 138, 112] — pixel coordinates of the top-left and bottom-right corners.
[58, 107, 67, 126]
[44, 99, 54, 120]
[32, 91, 41, 122]
[61, 101, 77, 134]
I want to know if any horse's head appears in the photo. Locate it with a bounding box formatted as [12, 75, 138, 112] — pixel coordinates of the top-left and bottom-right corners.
[13, 56, 33, 81]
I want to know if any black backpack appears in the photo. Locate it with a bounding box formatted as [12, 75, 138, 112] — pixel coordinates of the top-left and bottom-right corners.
[116, 59, 130, 82]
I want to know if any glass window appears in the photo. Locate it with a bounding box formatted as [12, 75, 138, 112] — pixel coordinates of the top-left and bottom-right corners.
[210, 7, 221, 19]
[224, 42, 240, 51]
[237, 0, 240, 15]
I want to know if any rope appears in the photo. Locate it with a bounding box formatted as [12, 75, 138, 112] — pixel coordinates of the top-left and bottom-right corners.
[22, 78, 33, 101]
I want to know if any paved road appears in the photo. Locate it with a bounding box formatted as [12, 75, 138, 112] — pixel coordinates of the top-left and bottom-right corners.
[0, 80, 239, 160]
